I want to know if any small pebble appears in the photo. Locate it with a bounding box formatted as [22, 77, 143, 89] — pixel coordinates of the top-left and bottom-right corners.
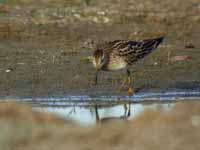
[185, 43, 195, 49]
[5, 68, 13, 73]
[171, 55, 191, 62]
[153, 62, 158, 66]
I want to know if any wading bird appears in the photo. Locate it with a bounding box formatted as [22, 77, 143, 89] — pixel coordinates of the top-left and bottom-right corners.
[92, 37, 164, 92]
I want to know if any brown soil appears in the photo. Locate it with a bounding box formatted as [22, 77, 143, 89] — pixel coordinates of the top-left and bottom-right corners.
[0, 0, 200, 97]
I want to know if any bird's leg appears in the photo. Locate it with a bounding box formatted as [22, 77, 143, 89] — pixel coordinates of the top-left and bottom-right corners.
[93, 70, 99, 85]
[94, 105, 100, 123]
[126, 69, 135, 95]
[123, 103, 128, 116]
[127, 102, 131, 117]
[118, 69, 132, 93]
[117, 78, 127, 93]
[122, 102, 131, 118]
[127, 69, 131, 85]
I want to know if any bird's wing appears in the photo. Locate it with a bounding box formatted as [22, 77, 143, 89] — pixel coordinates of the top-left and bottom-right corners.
[112, 37, 164, 64]
[97, 40, 122, 54]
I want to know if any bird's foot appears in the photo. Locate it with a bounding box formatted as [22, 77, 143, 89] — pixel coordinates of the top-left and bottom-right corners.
[127, 87, 135, 95]
[117, 85, 135, 95]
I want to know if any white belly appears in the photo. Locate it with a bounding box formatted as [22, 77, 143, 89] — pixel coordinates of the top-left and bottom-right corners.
[107, 58, 127, 71]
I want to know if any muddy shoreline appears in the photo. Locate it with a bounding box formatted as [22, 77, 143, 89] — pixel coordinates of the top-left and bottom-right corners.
[0, 39, 199, 97]
[0, 0, 200, 97]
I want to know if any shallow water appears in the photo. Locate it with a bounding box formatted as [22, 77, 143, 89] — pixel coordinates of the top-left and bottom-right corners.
[5, 90, 200, 105]
[3, 90, 199, 125]
[34, 103, 172, 125]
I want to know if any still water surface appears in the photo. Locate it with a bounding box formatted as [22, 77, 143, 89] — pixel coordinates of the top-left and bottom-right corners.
[3, 90, 200, 126]
[34, 103, 172, 125]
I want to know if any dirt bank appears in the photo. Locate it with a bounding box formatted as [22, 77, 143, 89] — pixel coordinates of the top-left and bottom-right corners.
[0, 101, 200, 150]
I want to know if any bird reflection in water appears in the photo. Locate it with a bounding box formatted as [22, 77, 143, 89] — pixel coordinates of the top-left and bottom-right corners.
[94, 103, 131, 123]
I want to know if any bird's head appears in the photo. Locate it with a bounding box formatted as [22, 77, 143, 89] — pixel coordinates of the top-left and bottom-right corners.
[92, 49, 106, 70]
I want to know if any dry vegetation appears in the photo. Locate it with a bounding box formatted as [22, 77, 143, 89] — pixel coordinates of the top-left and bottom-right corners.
[0, 101, 200, 150]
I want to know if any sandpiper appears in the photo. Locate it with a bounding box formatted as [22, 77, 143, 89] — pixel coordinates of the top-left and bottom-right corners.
[92, 37, 164, 92]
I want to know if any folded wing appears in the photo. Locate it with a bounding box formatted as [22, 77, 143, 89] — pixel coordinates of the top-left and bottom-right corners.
[114, 37, 164, 64]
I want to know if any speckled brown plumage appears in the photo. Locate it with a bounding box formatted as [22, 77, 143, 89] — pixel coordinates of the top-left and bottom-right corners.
[92, 37, 164, 85]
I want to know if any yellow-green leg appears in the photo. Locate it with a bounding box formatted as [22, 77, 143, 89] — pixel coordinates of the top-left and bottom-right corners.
[126, 69, 135, 95]
[92, 70, 99, 86]
[118, 69, 135, 95]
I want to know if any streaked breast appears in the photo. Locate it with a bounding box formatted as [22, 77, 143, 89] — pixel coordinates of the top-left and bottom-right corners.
[107, 55, 127, 71]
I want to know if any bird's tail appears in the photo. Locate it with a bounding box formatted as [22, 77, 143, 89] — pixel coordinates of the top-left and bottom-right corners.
[131, 36, 164, 61]
[153, 36, 164, 47]
[143, 36, 164, 48]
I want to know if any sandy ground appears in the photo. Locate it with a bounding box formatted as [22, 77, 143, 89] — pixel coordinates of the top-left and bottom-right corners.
[0, 101, 200, 150]
[0, 0, 200, 97]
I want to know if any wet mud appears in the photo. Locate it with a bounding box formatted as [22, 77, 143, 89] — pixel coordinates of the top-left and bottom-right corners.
[0, 0, 199, 97]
